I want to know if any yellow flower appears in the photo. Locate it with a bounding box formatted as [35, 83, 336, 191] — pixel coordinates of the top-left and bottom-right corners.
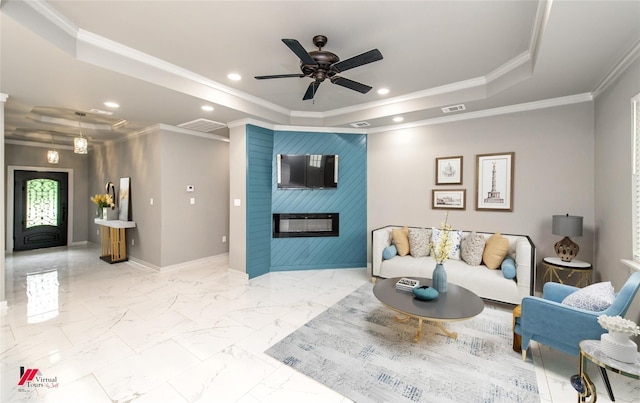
[430, 211, 453, 264]
[91, 193, 114, 208]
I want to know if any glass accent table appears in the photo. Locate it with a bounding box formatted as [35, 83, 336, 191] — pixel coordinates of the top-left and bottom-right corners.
[576, 339, 639, 402]
[543, 256, 592, 288]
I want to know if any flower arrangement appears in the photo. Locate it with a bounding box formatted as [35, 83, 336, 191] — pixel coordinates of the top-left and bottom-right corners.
[597, 315, 640, 336]
[431, 211, 453, 264]
[90, 193, 114, 208]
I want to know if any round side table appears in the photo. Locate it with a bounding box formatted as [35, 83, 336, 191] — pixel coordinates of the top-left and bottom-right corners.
[542, 256, 592, 288]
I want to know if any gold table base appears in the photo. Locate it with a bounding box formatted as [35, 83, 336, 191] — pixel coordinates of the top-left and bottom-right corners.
[395, 314, 458, 342]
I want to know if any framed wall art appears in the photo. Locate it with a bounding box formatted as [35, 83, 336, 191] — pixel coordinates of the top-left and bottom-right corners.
[475, 152, 514, 211]
[432, 189, 466, 210]
[435, 156, 463, 185]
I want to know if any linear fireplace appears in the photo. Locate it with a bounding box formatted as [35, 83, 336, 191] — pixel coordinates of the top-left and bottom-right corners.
[272, 213, 339, 238]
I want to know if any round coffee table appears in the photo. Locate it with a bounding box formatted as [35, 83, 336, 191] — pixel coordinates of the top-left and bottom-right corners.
[373, 277, 485, 342]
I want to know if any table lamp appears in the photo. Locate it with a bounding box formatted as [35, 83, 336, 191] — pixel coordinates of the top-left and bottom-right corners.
[552, 214, 583, 262]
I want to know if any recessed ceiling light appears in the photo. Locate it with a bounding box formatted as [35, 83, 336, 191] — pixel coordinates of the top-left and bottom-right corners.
[104, 101, 119, 108]
[393, 116, 404, 123]
[377, 88, 390, 95]
[227, 73, 242, 81]
[201, 105, 214, 112]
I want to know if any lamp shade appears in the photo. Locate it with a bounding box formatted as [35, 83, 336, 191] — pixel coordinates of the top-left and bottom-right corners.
[552, 214, 583, 237]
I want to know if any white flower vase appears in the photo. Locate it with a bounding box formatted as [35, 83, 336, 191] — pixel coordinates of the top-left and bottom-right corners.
[601, 331, 638, 363]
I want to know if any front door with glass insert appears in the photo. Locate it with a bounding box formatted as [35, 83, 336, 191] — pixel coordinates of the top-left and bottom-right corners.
[14, 170, 68, 251]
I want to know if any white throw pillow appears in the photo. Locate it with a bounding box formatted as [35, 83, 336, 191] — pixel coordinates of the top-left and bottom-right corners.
[460, 232, 486, 266]
[562, 282, 615, 312]
[408, 228, 431, 258]
[431, 227, 462, 260]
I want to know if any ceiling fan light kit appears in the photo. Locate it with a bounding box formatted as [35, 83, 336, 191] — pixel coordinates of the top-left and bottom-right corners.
[255, 35, 383, 100]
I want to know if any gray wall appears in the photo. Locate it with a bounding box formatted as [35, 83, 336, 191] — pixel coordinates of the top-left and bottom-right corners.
[368, 102, 596, 287]
[229, 124, 247, 274]
[89, 125, 230, 268]
[5, 144, 89, 245]
[89, 129, 163, 266]
[160, 130, 230, 266]
[594, 56, 640, 324]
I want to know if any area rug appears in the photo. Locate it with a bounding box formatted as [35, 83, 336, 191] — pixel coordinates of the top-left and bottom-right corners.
[265, 283, 539, 403]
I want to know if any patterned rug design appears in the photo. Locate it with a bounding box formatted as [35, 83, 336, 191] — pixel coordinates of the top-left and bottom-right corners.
[265, 283, 539, 403]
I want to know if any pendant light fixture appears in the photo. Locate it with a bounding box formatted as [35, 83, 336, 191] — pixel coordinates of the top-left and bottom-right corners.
[47, 133, 59, 164]
[73, 111, 88, 154]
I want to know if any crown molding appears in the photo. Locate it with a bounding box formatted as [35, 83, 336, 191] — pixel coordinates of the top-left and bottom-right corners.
[227, 118, 366, 134]
[108, 123, 230, 145]
[5, 139, 74, 150]
[367, 93, 593, 134]
[6, 0, 559, 129]
[592, 40, 640, 99]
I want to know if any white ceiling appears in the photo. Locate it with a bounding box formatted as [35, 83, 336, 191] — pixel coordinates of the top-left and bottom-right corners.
[1, 0, 639, 147]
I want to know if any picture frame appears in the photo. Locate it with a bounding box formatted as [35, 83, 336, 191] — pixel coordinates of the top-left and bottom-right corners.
[432, 189, 466, 210]
[435, 156, 463, 185]
[475, 152, 514, 211]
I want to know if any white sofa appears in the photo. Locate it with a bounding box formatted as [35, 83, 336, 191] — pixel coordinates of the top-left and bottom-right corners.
[371, 225, 536, 305]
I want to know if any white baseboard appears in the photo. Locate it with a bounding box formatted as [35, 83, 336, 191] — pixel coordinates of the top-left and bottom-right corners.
[129, 253, 230, 273]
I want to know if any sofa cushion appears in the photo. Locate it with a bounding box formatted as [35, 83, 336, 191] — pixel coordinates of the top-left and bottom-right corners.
[392, 226, 410, 256]
[383, 245, 397, 260]
[461, 232, 486, 266]
[501, 257, 517, 279]
[431, 228, 463, 260]
[562, 282, 615, 311]
[483, 232, 509, 269]
[409, 228, 431, 258]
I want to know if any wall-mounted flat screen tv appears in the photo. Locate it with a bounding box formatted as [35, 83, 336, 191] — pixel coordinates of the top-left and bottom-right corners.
[277, 154, 338, 189]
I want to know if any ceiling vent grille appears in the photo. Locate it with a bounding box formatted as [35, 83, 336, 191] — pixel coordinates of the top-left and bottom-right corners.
[350, 121, 371, 128]
[441, 104, 466, 113]
[178, 118, 226, 132]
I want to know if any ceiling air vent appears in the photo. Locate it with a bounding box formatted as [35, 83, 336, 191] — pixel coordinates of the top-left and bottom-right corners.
[350, 121, 370, 128]
[178, 118, 226, 132]
[441, 104, 466, 114]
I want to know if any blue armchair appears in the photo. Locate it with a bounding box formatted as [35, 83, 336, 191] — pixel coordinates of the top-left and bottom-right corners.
[514, 271, 640, 400]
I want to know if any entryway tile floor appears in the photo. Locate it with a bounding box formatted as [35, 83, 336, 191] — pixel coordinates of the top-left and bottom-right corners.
[1, 244, 638, 402]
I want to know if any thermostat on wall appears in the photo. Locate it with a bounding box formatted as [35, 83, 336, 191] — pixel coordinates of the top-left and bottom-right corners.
[186, 185, 195, 192]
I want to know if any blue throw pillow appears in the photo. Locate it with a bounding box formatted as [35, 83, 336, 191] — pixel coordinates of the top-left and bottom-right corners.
[501, 257, 516, 279]
[383, 245, 397, 260]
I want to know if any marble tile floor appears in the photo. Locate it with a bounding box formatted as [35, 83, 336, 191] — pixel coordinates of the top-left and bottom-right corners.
[1, 244, 638, 402]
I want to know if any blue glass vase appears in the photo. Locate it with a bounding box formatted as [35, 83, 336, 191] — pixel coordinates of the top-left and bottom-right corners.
[432, 263, 447, 292]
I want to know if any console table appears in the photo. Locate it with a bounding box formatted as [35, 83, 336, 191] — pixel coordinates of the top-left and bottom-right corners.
[94, 219, 136, 263]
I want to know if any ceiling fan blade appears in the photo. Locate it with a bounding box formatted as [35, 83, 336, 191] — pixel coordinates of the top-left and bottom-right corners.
[303, 81, 322, 100]
[282, 39, 317, 66]
[330, 76, 372, 94]
[331, 49, 383, 73]
[255, 73, 306, 80]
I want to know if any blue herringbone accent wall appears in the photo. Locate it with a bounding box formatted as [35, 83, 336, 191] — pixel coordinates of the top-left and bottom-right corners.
[271, 130, 367, 271]
[246, 125, 274, 278]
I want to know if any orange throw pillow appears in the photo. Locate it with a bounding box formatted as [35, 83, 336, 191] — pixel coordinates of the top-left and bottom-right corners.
[392, 226, 410, 256]
[482, 232, 509, 269]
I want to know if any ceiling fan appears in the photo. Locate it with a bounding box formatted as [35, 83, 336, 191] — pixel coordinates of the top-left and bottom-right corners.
[255, 35, 383, 100]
